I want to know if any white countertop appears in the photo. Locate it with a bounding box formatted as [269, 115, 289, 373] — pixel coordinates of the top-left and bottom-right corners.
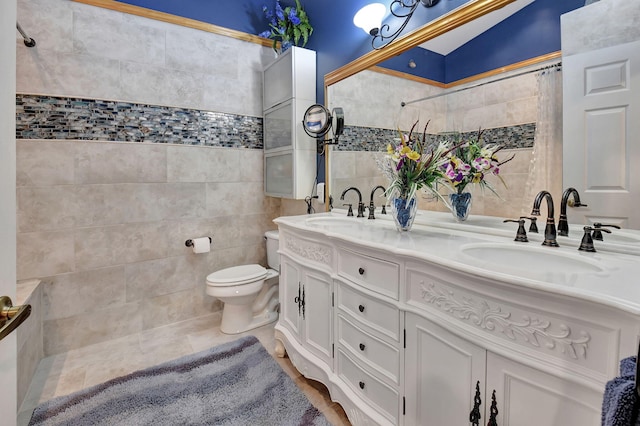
[275, 210, 640, 315]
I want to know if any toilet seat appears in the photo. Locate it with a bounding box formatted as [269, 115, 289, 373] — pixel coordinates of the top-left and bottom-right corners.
[206, 264, 267, 287]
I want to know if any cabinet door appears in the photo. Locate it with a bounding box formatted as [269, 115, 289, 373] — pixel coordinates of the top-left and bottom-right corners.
[405, 313, 486, 426]
[280, 258, 302, 339]
[264, 101, 293, 151]
[302, 269, 333, 366]
[485, 352, 601, 426]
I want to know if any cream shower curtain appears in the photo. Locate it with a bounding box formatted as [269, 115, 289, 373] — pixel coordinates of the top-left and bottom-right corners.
[522, 65, 564, 214]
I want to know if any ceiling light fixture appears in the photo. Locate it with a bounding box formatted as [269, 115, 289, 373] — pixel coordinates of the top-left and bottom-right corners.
[355, 0, 441, 50]
[353, 3, 386, 36]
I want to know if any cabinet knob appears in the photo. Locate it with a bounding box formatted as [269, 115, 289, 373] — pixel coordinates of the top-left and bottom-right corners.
[359, 343, 365, 351]
[358, 267, 365, 275]
[358, 304, 365, 313]
[359, 381, 365, 390]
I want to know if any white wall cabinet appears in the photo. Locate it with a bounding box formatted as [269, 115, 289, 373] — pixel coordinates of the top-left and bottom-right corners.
[274, 216, 627, 426]
[263, 47, 316, 199]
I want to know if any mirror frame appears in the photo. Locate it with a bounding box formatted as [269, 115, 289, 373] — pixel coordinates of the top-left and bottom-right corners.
[322, 0, 522, 208]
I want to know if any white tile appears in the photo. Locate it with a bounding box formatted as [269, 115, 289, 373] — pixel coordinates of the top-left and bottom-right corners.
[73, 10, 166, 67]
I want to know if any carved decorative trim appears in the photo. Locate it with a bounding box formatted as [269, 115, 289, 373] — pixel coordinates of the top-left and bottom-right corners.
[284, 236, 332, 266]
[420, 282, 591, 360]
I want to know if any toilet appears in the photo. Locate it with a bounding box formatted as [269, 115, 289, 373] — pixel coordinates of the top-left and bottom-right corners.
[206, 230, 280, 334]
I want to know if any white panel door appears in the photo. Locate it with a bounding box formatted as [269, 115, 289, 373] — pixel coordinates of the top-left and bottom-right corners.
[301, 270, 332, 366]
[405, 313, 486, 426]
[485, 352, 601, 426]
[279, 257, 302, 339]
[1, 0, 18, 424]
[563, 39, 640, 229]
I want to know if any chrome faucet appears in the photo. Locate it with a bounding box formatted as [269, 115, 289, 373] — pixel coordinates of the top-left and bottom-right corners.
[340, 187, 365, 218]
[531, 190, 559, 247]
[368, 185, 387, 219]
[558, 188, 588, 237]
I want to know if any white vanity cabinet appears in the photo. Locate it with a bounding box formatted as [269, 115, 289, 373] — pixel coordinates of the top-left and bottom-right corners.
[274, 214, 638, 426]
[405, 314, 601, 425]
[403, 261, 607, 426]
[262, 47, 316, 199]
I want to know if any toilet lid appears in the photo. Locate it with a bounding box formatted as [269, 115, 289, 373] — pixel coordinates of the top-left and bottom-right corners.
[206, 264, 267, 287]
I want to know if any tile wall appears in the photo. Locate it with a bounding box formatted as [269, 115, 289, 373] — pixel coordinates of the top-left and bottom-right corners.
[15, 0, 284, 362]
[16, 280, 43, 410]
[17, 140, 280, 356]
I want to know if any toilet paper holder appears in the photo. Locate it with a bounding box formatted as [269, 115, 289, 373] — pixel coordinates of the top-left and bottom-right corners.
[185, 237, 212, 247]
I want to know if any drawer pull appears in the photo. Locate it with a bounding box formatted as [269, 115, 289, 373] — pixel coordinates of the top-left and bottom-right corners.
[358, 304, 365, 313]
[359, 343, 365, 351]
[358, 267, 365, 275]
[359, 381, 365, 390]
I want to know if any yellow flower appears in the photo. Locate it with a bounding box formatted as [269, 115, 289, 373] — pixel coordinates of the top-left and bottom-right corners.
[471, 172, 483, 184]
[406, 150, 420, 161]
[387, 143, 394, 154]
[400, 146, 412, 156]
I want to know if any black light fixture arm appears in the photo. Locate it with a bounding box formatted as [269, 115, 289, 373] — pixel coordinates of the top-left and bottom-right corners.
[372, 0, 440, 50]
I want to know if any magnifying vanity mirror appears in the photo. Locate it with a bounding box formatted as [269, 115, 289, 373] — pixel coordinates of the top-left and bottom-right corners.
[322, 0, 640, 249]
[302, 104, 344, 154]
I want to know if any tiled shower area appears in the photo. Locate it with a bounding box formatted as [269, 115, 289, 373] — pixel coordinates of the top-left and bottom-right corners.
[14, 0, 292, 417]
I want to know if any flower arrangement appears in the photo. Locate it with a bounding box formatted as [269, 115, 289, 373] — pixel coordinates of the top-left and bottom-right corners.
[258, 0, 313, 53]
[380, 121, 452, 203]
[441, 129, 515, 196]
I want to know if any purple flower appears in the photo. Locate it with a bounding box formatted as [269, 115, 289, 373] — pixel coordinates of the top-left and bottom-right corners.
[275, 1, 285, 21]
[258, 30, 271, 38]
[288, 9, 301, 25]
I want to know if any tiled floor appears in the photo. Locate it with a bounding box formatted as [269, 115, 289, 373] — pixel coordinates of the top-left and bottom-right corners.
[18, 313, 351, 425]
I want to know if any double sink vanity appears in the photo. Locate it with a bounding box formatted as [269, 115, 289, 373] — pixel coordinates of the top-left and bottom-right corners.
[273, 209, 640, 425]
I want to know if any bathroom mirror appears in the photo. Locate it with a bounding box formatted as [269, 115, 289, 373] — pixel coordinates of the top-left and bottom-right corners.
[323, 0, 640, 236]
[324, 0, 553, 217]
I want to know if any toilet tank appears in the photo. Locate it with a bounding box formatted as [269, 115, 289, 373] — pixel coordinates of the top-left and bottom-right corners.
[264, 230, 280, 271]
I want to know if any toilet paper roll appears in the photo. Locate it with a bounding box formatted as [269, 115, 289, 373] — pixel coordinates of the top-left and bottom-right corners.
[191, 237, 211, 254]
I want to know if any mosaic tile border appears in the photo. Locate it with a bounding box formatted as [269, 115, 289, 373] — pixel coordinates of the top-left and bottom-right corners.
[335, 123, 536, 152]
[16, 95, 263, 149]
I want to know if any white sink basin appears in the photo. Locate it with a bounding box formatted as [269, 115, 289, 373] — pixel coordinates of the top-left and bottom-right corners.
[460, 243, 605, 278]
[600, 231, 640, 244]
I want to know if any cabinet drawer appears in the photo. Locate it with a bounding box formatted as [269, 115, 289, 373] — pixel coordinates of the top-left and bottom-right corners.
[337, 314, 400, 384]
[337, 247, 399, 299]
[337, 349, 399, 425]
[337, 282, 400, 342]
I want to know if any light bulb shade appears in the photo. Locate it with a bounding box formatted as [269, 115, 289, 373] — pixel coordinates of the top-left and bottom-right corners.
[353, 3, 386, 35]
